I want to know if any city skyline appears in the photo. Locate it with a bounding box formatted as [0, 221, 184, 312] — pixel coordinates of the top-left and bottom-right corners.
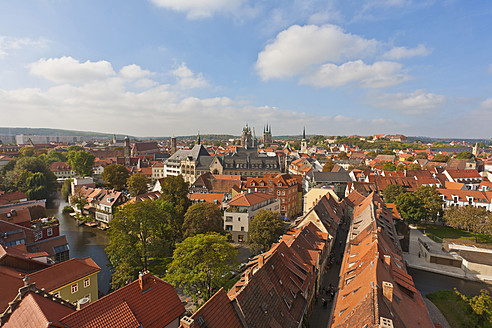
[1, 1, 491, 138]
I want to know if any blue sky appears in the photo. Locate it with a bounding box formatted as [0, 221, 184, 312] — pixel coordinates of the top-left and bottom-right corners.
[0, 0, 491, 138]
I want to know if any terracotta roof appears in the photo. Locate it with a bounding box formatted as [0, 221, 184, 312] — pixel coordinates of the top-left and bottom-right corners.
[227, 192, 274, 207]
[445, 169, 481, 179]
[27, 235, 69, 257]
[0, 208, 32, 226]
[49, 161, 72, 172]
[189, 193, 224, 205]
[0, 192, 27, 203]
[2, 292, 75, 328]
[29, 257, 100, 292]
[60, 273, 185, 328]
[188, 288, 244, 328]
[330, 193, 433, 328]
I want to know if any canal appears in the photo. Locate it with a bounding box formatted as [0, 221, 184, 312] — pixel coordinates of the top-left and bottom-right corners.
[46, 195, 112, 294]
[408, 267, 492, 296]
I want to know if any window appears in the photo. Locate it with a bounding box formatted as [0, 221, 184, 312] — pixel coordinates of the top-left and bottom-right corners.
[84, 278, 90, 288]
[47, 228, 53, 237]
[238, 235, 244, 242]
[277, 190, 281, 196]
[71, 284, 78, 294]
[225, 225, 233, 231]
[225, 216, 233, 222]
[241, 226, 245, 231]
[282, 191, 285, 196]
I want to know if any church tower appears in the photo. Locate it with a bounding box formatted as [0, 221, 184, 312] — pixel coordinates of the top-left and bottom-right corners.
[300, 127, 308, 153]
[170, 137, 177, 154]
[124, 136, 131, 166]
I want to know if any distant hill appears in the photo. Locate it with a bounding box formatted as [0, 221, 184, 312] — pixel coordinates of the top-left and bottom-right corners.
[0, 127, 128, 139]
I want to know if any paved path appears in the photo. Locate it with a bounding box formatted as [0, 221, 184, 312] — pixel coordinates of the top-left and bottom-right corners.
[309, 221, 349, 328]
[423, 297, 451, 328]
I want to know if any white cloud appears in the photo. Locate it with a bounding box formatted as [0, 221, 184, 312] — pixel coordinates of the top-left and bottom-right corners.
[366, 89, 446, 114]
[0, 57, 402, 136]
[256, 24, 380, 80]
[300, 60, 408, 88]
[172, 63, 210, 89]
[0, 36, 49, 59]
[119, 64, 153, 80]
[382, 44, 431, 60]
[149, 0, 247, 19]
[29, 56, 115, 83]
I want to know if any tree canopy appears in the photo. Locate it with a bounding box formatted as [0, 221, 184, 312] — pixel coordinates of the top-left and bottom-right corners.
[182, 202, 224, 238]
[395, 185, 444, 224]
[67, 150, 95, 176]
[102, 164, 130, 190]
[444, 206, 492, 242]
[383, 184, 407, 203]
[433, 154, 449, 162]
[159, 175, 191, 239]
[322, 159, 334, 172]
[2, 157, 56, 200]
[166, 233, 237, 305]
[455, 151, 474, 159]
[248, 210, 284, 253]
[127, 173, 150, 197]
[106, 199, 176, 288]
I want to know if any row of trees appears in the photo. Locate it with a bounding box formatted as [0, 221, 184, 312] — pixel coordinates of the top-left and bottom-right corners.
[384, 184, 492, 240]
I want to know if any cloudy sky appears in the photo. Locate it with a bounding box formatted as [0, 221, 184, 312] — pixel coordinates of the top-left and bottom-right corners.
[1, 1, 491, 138]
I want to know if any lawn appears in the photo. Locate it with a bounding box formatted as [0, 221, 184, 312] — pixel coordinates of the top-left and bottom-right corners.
[426, 290, 482, 328]
[418, 224, 492, 247]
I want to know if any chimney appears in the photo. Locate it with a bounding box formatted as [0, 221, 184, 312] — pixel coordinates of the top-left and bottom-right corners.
[258, 255, 265, 268]
[244, 269, 252, 283]
[383, 254, 391, 268]
[180, 316, 194, 328]
[382, 281, 393, 303]
[139, 270, 152, 291]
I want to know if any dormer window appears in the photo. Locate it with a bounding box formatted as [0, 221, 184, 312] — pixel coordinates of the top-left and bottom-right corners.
[453, 195, 458, 204]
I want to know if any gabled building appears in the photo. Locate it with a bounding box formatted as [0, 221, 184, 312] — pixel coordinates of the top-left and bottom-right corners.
[330, 193, 434, 328]
[243, 173, 302, 218]
[443, 169, 483, 190]
[223, 192, 280, 243]
[438, 188, 492, 210]
[49, 161, 76, 180]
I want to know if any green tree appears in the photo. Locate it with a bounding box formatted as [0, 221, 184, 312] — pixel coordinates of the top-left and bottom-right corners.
[18, 146, 35, 158]
[396, 163, 406, 171]
[347, 163, 371, 171]
[444, 206, 491, 242]
[61, 179, 72, 201]
[3, 157, 56, 199]
[248, 210, 284, 253]
[415, 152, 428, 159]
[322, 159, 334, 172]
[456, 289, 492, 326]
[182, 203, 224, 238]
[106, 200, 174, 288]
[127, 173, 150, 196]
[67, 150, 95, 176]
[395, 193, 426, 224]
[455, 151, 473, 159]
[0, 160, 16, 175]
[338, 151, 348, 159]
[67, 145, 83, 152]
[383, 184, 407, 203]
[405, 155, 415, 161]
[382, 162, 396, 171]
[42, 150, 67, 165]
[102, 164, 130, 190]
[407, 163, 422, 170]
[25, 172, 49, 200]
[433, 154, 449, 162]
[414, 185, 444, 221]
[166, 233, 237, 305]
[159, 175, 191, 240]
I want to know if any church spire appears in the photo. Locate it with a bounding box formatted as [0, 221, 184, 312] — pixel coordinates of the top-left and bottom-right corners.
[302, 126, 306, 140]
[197, 132, 201, 145]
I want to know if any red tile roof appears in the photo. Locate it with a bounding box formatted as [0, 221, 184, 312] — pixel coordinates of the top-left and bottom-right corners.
[3, 292, 75, 328]
[60, 273, 185, 328]
[30, 257, 101, 292]
[227, 192, 274, 207]
[188, 288, 244, 328]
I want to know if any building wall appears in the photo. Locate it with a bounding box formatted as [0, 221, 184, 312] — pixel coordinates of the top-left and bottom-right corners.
[50, 272, 99, 305]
